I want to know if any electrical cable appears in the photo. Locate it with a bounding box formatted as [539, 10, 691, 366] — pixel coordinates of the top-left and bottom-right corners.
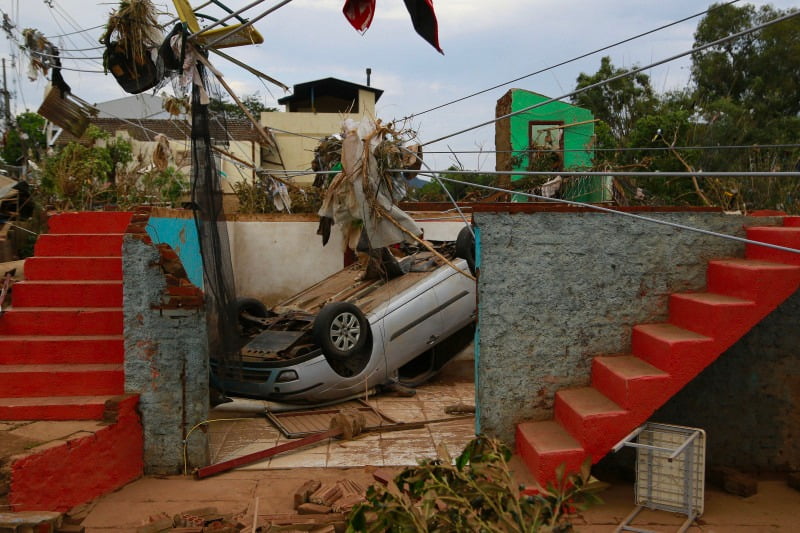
[45, 23, 104, 39]
[420, 143, 800, 155]
[401, 0, 741, 121]
[419, 173, 800, 256]
[421, 9, 800, 147]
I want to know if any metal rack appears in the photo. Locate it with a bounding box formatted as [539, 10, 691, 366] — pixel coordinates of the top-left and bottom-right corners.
[613, 422, 706, 533]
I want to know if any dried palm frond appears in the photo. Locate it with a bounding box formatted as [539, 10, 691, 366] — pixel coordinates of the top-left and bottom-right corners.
[101, 0, 162, 64]
[21, 28, 56, 79]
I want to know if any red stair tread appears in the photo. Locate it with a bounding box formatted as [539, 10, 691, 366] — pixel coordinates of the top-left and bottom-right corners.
[0, 395, 118, 407]
[517, 420, 582, 453]
[0, 335, 123, 365]
[709, 257, 800, 270]
[634, 323, 712, 344]
[24, 256, 123, 280]
[594, 355, 667, 379]
[0, 363, 123, 373]
[47, 211, 134, 234]
[634, 323, 712, 343]
[671, 292, 754, 305]
[556, 387, 626, 417]
[0, 396, 114, 420]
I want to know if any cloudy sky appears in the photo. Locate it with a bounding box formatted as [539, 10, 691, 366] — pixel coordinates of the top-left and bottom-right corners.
[2, 0, 797, 171]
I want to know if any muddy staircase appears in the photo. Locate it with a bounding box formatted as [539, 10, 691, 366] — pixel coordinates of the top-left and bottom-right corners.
[0, 211, 143, 512]
[517, 216, 800, 487]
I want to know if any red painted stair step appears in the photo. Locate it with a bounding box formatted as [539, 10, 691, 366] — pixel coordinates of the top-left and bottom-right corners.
[591, 355, 670, 414]
[669, 292, 758, 346]
[784, 216, 800, 227]
[0, 335, 123, 365]
[554, 387, 631, 460]
[706, 259, 800, 309]
[746, 226, 800, 265]
[516, 421, 586, 488]
[0, 364, 123, 398]
[631, 323, 715, 386]
[0, 395, 116, 420]
[33, 234, 125, 257]
[12, 280, 122, 307]
[24, 256, 123, 281]
[47, 211, 134, 234]
[0, 308, 122, 335]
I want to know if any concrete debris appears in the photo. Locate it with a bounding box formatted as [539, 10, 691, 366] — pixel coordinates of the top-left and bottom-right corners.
[710, 466, 758, 497]
[134, 507, 242, 532]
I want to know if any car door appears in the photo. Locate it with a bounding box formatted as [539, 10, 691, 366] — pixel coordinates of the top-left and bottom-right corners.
[377, 274, 445, 369]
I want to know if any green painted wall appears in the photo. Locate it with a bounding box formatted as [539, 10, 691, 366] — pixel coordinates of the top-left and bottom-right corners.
[501, 90, 609, 202]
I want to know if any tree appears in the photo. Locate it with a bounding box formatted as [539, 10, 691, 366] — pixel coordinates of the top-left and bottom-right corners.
[1, 112, 47, 165]
[571, 56, 658, 144]
[692, 3, 800, 118]
[209, 92, 276, 120]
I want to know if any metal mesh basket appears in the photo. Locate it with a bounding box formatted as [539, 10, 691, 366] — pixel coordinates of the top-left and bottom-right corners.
[615, 422, 706, 533]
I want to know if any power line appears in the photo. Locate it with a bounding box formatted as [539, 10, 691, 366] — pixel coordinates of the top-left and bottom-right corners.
[421, 143, 800, 155]
[402, 0, 741, 121]
[422, 9, 800, 147]
[414, 169, 800, 178]
[45, 23, 104, 39]
[427, 174, 800, 255]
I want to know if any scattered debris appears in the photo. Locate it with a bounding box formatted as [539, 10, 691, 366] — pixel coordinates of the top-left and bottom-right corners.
[135, 507, 242, 533]
[710, 466, 758, 497]
[444, 403, 476, 415]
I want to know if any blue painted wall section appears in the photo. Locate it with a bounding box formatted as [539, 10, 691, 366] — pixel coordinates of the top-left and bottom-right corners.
[146, 217, 203, 288]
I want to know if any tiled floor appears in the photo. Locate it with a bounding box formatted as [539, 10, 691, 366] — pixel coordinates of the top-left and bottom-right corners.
[205, 368, 476, 470]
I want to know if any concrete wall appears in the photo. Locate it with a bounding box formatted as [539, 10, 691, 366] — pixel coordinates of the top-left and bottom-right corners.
[147, 209, 466, 307]
[122, 236, 209, 475]
[261, 90, 376, 186]
[473, 209, 787, 445]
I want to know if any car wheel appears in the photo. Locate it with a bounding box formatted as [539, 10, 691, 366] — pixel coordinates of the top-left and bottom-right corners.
[455, 225, 476, 275]
[313, 302, 369, 360]
[235, 297, 268, 329]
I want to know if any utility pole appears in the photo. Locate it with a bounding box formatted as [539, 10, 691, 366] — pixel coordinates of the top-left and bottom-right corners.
[1, 58, 9, 132]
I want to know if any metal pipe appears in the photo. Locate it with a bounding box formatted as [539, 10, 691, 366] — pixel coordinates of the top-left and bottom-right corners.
[202, 0, 296, 49]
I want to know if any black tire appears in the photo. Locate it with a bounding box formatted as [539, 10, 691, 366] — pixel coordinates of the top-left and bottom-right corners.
[455, 225, 476, 275]
[313, 302, 369, 360]
[235, 297, 268, 328]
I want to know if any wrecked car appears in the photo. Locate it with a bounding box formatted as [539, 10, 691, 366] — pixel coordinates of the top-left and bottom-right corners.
[211, 226, 476, 404]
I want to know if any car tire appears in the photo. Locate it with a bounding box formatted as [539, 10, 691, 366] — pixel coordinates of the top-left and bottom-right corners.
[313, 302, 369, 360]
[455, 225, 476, 275]
[235, 297, 268, 329]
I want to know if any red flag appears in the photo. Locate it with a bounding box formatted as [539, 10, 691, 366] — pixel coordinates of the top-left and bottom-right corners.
[403, 0, 442, 54]
[343, 0, 376, 34]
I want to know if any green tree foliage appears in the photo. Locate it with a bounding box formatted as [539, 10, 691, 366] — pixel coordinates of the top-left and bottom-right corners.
[2, 112, 47, 165]
[411, 168, 494, 202]
[209, 92, 276, 120]
[347, 436, 604, 532]
[573, 3, 800, 212]
[39, 125, 137, 209]
[571, 56, 658, 144]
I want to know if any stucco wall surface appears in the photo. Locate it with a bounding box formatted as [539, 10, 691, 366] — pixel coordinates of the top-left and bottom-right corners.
[122, 237, 209, 474]
[473, 210, 782, 444]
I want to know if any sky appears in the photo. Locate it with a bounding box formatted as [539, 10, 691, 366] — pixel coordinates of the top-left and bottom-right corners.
[1, 0, 797, 172]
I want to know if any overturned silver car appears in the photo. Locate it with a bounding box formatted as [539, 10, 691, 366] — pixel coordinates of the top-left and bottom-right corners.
[211, 226, 476, 404]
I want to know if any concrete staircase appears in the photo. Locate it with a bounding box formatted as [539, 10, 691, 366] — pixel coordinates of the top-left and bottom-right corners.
[0, 212, 133, 420]
[0, 211, 144, 512]
[517, 216, 800, 487]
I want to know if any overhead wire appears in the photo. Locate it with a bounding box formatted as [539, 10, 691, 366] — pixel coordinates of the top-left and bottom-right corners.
[415, 172, 800, 256]
[421, 9, 800, 147]
[401, 0, 741, 121]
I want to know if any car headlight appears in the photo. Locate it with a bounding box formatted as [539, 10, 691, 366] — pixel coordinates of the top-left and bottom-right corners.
[275, 370, 299, 383]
